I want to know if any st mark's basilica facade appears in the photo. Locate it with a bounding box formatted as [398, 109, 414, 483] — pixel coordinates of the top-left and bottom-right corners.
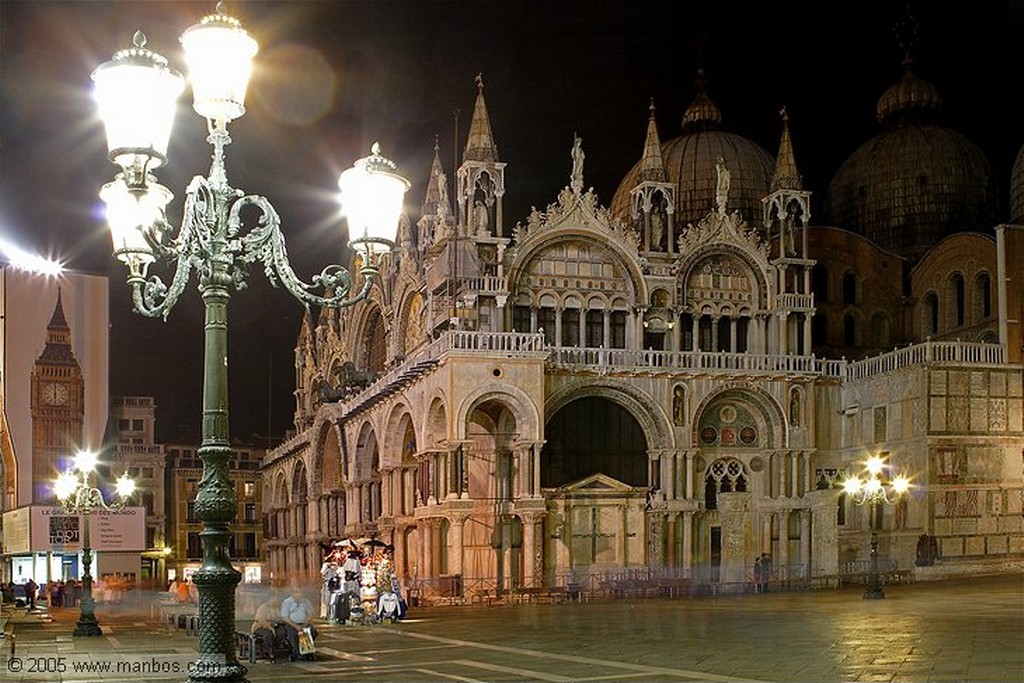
[262, 49, 1024, 599]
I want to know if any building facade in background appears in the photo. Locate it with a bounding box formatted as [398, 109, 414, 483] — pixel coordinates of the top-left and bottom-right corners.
[165, 440, 266, 585]
[106, 396, 169, 587]
[263, 43, 1024, 600]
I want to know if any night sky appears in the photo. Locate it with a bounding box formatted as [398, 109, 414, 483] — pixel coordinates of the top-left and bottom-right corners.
[1, 1, 1021, 443]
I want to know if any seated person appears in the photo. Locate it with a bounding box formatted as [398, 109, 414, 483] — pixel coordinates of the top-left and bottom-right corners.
[280, 585, 318, 661]
[250, 596, 283, 662]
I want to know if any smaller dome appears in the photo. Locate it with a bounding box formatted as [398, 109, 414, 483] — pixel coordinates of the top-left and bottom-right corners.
[681, 70, 721, 132]
[876, 67, 943, 125]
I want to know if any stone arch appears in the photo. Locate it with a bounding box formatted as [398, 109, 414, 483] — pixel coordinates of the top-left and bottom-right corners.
[546, 379, 674, 453]
[314, 420, 344, 492]
[353, 420, 379, 481]
[506, 233, 649, 309]
[291, 459, 310, 504]
[678, 244, 770, 310]
[973, 270, 992, 322]
[273, 471, 288, 507]
[542, 395, 648, 488]
[456, 383, 541, 442]
[351, 301, 388, 374]
[423, 394, 448, 448]
[946, 271, 966, 328]
[691, 385, 786, 450]
[397, 289, 427, 358]
[382, 402, 416, 469]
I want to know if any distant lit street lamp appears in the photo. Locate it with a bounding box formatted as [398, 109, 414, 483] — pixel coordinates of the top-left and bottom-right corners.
[843, 455, 911, 599]
[54, 450, 136, 636]
[91, 3, 408, 681]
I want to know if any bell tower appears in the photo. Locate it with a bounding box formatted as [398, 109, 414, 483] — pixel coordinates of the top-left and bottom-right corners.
[30, 289, 84, 500]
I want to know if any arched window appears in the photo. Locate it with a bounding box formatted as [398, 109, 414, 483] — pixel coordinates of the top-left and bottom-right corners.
[698, 315, 714, 351]
[610, 311, 627, 348]
[363, 308, 387, 374]
[562, 308, 580, 346]
[586, 310, 603, 347]
[950, 274, 965, 327]
[538, 308, 556, 344]
[704, 459, 748, 510]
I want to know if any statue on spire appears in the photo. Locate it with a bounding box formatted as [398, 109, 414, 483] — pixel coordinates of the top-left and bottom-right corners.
[570, 135, 585, 194]
[715, 156, 731, 214]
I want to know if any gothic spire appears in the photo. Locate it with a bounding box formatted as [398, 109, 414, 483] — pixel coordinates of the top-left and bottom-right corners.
[638, 99, 667, 182]
[462, 73, 500, 163]
[48, 287, 69, 331]
[771, 106, 802, 191]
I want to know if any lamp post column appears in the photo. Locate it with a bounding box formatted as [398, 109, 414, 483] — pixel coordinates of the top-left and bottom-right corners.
[191, 199, 245, 681]
[864, 497, 884, 600]
[73, 509, 102, 636]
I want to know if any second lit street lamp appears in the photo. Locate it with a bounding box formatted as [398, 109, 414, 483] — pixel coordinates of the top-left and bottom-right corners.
[843, 455, 911, 600]
[91, 3, 409, 682]
[54, 450, 137, 636]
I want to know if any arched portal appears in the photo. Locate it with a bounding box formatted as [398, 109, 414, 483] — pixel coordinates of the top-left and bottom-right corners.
[541, 397, 647, 487]
[461, 398, 520, 591]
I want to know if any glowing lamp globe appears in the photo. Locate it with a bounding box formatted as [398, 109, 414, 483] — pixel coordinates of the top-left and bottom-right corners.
[180, 2, 258, 125]
[100, 177, 173, 276]
[92, 31, 183, 184]
[338, 143, 410, 255]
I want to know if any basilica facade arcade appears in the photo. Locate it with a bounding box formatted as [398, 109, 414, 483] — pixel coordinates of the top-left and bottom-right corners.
[263, 64, 1024, 599]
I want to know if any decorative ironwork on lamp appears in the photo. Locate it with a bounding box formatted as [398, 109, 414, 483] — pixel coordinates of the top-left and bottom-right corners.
[91, 4, 408, 681]
[54, 451, 136, 637]
[842, 455, 911, 599]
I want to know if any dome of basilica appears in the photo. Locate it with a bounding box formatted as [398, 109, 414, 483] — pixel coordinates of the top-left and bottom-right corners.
[824, 62, 997, 262]
[609, 74, 775, 228]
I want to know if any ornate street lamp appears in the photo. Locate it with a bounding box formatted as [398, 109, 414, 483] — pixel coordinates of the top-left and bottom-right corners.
[842, 455, 911, 599]
[54, 450, 136, 636]
[91, 4, 407, 682]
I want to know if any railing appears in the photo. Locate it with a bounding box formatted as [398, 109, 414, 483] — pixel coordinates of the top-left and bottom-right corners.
[548, 340, 1007, 381]
[847, 339, 1006, 380]
[341, 331, 546, 416]
[337, 336, 1007, 412]
[549, 347, 838, 376]
[448, 330, 546, 354]
[777, 292, 814, 309]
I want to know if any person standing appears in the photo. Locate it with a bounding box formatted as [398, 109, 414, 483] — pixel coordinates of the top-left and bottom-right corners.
[177, 577, 192, 604]
[24, 578, 37, 610]
[753, 556, 763, 594]
[760, 553, 772, 593]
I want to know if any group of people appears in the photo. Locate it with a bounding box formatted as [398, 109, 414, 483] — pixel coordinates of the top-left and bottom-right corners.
[1, 578, 85, 610]
[167, 576, 199, 604]
[752, 553, 773, 593]
[250, 584, 319, 662]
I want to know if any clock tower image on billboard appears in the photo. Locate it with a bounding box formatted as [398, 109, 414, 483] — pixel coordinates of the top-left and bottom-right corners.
[30, 290, 84, 501]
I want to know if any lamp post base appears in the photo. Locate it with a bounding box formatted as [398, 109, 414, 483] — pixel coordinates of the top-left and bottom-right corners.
[73, 616, 103, 637]
[862, 586, 886, 600]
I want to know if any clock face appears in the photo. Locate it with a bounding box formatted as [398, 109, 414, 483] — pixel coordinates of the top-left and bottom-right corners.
[42, 382, 69, 406]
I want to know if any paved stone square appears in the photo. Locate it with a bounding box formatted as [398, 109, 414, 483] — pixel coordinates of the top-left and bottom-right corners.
[2, 574, 1021, 682]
